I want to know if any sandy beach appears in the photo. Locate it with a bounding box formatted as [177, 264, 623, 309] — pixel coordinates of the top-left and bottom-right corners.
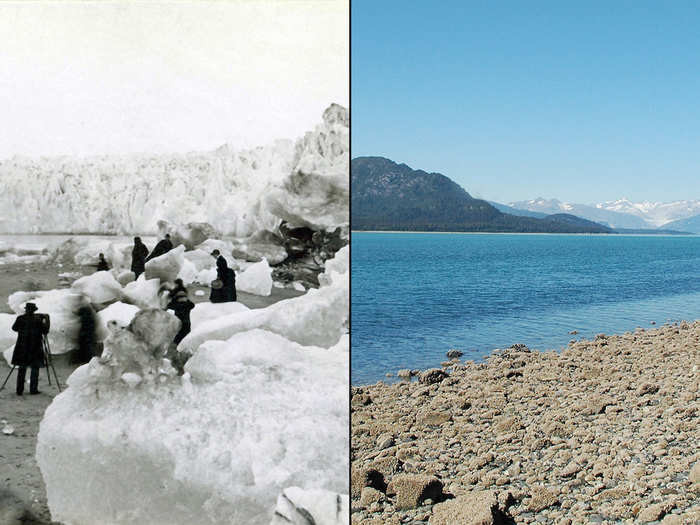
[351, 322, 700, 524]
[0, 261, 304, 524]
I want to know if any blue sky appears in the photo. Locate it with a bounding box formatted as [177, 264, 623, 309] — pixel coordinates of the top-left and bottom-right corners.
[352, 1, 700, 204]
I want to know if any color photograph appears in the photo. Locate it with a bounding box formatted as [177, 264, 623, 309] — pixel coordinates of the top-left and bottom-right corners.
[351, 2, 700, 523]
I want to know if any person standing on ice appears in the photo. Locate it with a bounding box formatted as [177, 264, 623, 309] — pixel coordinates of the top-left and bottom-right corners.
[166, 291, 195, 344]
[131, 237, 149, 279]
[95, 253, 110, 272]
[209, 250, 236, 303]
[11, 303, 49, 395]
[73, 296, 97, 365]
[146, 233, 173, 262]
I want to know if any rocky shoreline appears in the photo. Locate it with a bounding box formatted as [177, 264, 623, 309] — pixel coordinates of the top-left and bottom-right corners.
[351, 321, 700, 524]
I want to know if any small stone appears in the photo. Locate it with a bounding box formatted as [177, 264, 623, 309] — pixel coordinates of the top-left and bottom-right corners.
[527, 486, 559, 512]
[376, 433, 395, 450]
[637, 502, 673, 522]
[689, 462, 700, 483]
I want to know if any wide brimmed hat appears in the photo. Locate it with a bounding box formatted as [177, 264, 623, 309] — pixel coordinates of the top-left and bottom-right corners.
[211, 249, 220, 257]
[24, 302, 38, 312]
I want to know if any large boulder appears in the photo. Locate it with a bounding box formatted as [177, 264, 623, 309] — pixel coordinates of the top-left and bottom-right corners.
[385, 475, 443, 510]
[429, 491, 508, 525]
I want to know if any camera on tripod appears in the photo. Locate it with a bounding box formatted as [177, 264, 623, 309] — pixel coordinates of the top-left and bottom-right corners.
[37, 313, 51, 331]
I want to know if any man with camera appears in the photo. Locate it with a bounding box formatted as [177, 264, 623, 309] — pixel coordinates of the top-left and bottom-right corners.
[11, 303, 50, 396]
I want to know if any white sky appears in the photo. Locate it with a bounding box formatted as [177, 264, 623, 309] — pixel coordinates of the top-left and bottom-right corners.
[0, 0, 348, 157]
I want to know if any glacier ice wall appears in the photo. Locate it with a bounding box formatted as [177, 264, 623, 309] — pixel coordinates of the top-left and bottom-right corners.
[0, 104, 348, 236]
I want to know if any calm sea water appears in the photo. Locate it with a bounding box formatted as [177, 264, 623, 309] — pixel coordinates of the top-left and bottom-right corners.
[351, 232, 700, 384]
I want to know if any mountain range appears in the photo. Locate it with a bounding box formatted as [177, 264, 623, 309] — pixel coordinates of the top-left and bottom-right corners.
[509, 198, 700, 232]
[352, 156, 698, 234]
[352, 157, 612, 233]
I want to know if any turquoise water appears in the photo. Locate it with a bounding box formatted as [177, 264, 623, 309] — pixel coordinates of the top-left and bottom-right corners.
[351, 232, 700, 384]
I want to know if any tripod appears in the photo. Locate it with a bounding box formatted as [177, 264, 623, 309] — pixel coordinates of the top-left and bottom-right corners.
[0, 335, 62, 393]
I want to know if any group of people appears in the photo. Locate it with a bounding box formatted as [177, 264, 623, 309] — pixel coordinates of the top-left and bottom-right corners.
[130, 234, 174, 279]
[8, 235, 240, 395]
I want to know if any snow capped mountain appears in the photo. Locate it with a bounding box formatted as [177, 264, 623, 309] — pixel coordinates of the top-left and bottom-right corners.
[509, 197, 700, 230]
[596, 199, 700, 228]
[0, 104, 348, 236]
[508, 198, 650, 229]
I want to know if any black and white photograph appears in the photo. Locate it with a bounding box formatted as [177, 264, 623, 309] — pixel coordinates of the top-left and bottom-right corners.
[0, 2, 349, 524]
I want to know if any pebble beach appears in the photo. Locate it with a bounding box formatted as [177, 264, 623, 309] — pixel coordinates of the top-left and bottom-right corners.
[351, 321, 700, 524]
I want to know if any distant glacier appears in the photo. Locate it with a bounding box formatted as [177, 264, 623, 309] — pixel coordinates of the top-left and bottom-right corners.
[0, 104, 348, 237]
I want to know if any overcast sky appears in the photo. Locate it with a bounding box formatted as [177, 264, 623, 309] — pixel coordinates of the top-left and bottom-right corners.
[0, 1, 348, 158]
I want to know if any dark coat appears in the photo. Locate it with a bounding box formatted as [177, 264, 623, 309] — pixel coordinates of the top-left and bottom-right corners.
[167, 298, 195, 344]
[11, 313, 49, 368]
[74, 306, 97, 364]
[96, 259, 110, 272]
[131, 242, 149, 275]
[146, 239, 173, 261]
[210, 257, 236, 303]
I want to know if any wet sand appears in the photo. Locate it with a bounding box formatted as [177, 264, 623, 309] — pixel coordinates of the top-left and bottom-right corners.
[0, 261, 305, 524]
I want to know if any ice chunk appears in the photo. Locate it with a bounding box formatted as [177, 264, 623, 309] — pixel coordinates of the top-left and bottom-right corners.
[0, 313, 16, 357]
[264, 104, 349, 231]
[270, 487, 349, 525]
[176, 259, 198, 285]
[180, 266, 347, 351]
[122, 275, 163, 309]
[37, 328, 347, 525]
[95, 302, 140, 341]
[3, 346, 13, 366]
[158, 220, 221, 250]
[195, 239, 234, 257]
[194, 267, 218, 286]
[71, 271, 123, 305]
[183, 249, 216, 271]
[237, 258, 273, 296]
[73, 241, 113, 266]
[144, 244, 185, 283]
[189, 301, 249, 329]
[116, 270, 136, 286]
[7, 289, 83, 354]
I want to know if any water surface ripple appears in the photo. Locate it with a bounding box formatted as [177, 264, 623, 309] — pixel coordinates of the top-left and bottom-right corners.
[352, 232, 700, 384]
